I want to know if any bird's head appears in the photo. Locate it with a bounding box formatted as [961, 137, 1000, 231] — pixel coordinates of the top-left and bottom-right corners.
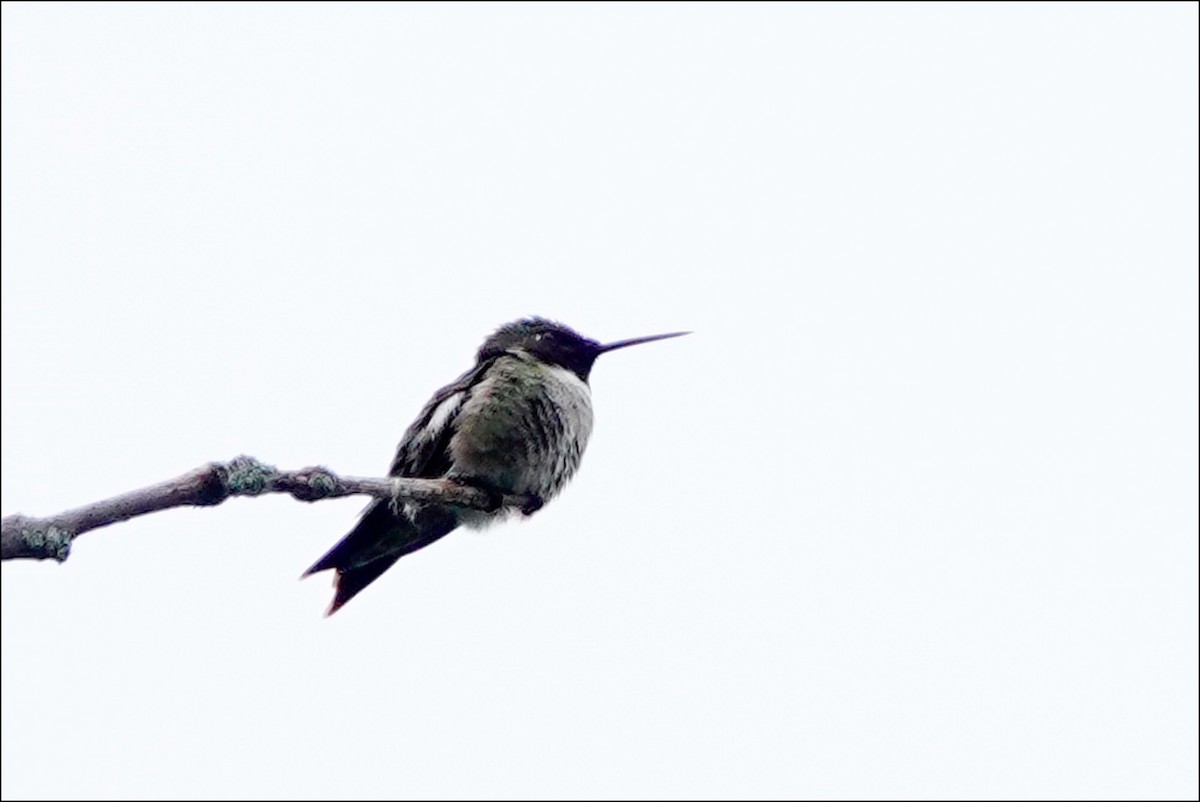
[478, 317, 689, 382]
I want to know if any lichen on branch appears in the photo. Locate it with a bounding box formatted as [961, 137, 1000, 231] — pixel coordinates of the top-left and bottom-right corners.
[0, 456, 533, 562]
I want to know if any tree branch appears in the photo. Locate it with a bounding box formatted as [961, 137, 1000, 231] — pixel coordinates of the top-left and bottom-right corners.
[1, 455, 533, 562]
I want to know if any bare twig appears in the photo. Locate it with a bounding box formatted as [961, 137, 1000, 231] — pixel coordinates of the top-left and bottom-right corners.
[0, 456, 533, 562]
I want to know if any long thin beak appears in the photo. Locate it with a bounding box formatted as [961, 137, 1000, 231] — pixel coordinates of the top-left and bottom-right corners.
[599, 331, 691, 354]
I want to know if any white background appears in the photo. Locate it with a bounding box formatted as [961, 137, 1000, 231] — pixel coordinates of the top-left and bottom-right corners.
[2, 4, 1197, 799]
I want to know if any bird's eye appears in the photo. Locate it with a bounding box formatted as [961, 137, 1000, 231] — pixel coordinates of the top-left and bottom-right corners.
[534, 333, 545, 341]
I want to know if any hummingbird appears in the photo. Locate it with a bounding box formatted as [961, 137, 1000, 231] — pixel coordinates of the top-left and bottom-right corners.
[303, 317, 689, 614]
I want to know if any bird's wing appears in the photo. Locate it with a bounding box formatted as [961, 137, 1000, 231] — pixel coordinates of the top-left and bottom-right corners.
[302, 358, 500, 613]
[388, 357, 497, 478]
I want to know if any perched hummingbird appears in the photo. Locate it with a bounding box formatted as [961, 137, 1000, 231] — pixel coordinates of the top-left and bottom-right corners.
[303, 317, 688, 614]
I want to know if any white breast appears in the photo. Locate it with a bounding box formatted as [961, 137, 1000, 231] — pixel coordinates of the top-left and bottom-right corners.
[542, 364, 594, 464]
[514, 361, 594, 500]
[449, 353, 594, 518]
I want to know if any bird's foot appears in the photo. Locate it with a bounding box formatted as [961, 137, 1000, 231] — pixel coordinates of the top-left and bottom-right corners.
[520, 495, 545, 517]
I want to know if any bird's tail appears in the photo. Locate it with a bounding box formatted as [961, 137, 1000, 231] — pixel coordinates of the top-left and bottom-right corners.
[303, 500, 457, 615]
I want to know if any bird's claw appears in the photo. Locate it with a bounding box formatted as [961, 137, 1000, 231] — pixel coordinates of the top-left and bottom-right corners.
[520, 495, 545, 516]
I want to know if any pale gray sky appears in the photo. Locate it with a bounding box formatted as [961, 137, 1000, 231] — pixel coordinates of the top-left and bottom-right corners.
[2, 4, 1197, 799]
